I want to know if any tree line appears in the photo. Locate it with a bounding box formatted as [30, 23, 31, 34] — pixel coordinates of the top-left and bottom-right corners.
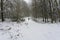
[32, 0, 60, 23]
[0, 0, 60, 23]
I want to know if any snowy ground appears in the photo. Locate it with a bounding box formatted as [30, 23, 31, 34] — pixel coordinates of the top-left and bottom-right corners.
[0, 17, 60, 40]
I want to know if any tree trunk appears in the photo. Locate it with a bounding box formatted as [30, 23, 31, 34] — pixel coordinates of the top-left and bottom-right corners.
[1, 0, 4, 22]
[49, 0, 53, 23]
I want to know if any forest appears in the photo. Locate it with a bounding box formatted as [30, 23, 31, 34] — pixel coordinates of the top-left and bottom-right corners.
[0, 0, 60, 23]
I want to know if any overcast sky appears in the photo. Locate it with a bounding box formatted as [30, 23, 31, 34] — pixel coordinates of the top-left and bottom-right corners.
[24, 0, 32, 4]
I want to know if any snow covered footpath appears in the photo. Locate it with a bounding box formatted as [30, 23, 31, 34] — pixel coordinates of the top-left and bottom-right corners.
[0, 17, 60, 40]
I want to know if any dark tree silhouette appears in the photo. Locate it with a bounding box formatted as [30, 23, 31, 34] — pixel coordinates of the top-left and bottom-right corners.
[1, 0, 4, 22]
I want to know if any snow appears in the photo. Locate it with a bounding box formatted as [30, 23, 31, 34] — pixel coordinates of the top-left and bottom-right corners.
[0, 17, 60, 40]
